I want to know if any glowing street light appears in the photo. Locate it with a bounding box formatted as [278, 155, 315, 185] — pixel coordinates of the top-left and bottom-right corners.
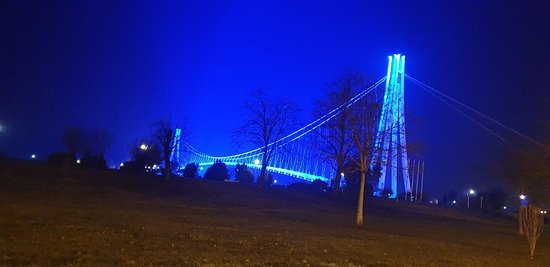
[340, 172, 345, 177]
[254, 159, 260, 165]
[140, 144, 148, 150]
[467, 188, 475, 209]
[519, 194, 526, 200]
[503, 206, 507, 210]
[119, 162, 124, 167]
[30, 154, 36, 159]
[452, 200, 457, 204]
[76, 159, 81, 164]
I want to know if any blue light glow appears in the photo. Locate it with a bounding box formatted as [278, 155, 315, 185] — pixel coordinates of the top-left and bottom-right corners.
[370, 54, 410, 198]
[170, 128, 183, 163]
[175, 55, 408, 188]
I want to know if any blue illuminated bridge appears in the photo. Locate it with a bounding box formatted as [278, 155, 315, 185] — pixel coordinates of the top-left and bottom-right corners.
[170, 54, 546, 198]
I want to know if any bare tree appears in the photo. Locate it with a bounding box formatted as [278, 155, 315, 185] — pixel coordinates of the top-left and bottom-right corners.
[82, 128, 114, 157]
[235, 90, 298, 188]
[348, 92, 384, 226]
[153, 118, 189, 179]
[313, 71, 365, 196]
[500, 145, 550, 235]
[61, 127, 85, 168]
[522, 204, 545, 259]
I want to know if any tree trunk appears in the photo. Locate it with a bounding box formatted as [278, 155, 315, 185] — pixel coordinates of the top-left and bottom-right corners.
[332, 173, 341, 197]
[163, 152, 171, 180]
[332, 162, 343, 197]
[356, 171, 366, 226]
[518, 188, 525, 235]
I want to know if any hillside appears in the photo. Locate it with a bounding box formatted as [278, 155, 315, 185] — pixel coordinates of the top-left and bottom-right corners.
[1, 160, 549, 266]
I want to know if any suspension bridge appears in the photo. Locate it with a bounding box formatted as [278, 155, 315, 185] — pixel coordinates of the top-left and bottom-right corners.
[169, 54, 547, 199]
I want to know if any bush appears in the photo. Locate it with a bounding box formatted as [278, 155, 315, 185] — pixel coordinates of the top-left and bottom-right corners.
[263, 172, 274, 187]
[287, 180, 328, 194]
[47, 152, 71, 167]
[47, 152, 78, 168]
[80, 154, 107, 169]
[120, 160, 145, 173]
[381, 188, 393, 199]
[311, 179, 329, 192]
[235, 163, 254, 184]
[204, 160, 229, 181]
[183, 163, 198, 178]
[287, 182, 313, 192]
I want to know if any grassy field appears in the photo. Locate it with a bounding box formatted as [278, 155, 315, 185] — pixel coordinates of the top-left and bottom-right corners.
[1, 160, 549, 266]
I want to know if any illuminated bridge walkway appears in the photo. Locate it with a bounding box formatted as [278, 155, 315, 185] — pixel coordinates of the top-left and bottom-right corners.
[172, 54, 546, 197]
[181, 76, 387, 183]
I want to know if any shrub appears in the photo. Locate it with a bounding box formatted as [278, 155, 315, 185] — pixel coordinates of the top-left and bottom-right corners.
[80, 154, 107, 169]
[263, 172, 274, 186]
[47, 152, 73, 167]
[120, 160, 145, 173]
[47, 152, 78, 168]
[183, 163, 198, 178]
[204, 160, 229, 181]
[381, 188, 393, 199]
[311, 179, 329, 192]
[235, 163, 254, 184]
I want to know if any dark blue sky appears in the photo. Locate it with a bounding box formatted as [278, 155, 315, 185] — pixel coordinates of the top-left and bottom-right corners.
[1, 1, 549, 196]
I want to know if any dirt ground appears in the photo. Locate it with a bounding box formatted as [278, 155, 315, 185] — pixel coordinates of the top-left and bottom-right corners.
[1, 161, 549, 266]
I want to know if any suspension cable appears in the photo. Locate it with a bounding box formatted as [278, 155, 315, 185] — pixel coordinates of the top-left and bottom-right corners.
[184, 76, 387, 158]
[408, 78, 524, 152]
[406, 74, 548, 150]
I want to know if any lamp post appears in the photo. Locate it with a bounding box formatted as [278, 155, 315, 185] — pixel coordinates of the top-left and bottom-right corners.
[467, 189, 475, 209]
[480, 196, 484, 209]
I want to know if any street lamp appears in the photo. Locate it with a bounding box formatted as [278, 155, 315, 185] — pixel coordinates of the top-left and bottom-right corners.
[31, 154, 36, 159]
[467, 189, 475, 209]
[140, 144, 148, 150]
[519, 194, 526, 200]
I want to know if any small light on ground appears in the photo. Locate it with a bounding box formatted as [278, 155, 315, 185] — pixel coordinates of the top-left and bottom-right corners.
[469, 189, 475, 195]
[274, 179, 277, 184]
[76, 159, 81, 164]
[120, 162, 124, 167]
[519, 194, 526, 200]
[31, 154, 36, 159]
[503, 206, 507, 210]
[340, 172, 345, 177]
[140, 144, 148, 150]
[452, 200, 457, 204]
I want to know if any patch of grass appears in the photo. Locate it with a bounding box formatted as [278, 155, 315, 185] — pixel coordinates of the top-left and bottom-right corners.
[0, 160, 549, 266]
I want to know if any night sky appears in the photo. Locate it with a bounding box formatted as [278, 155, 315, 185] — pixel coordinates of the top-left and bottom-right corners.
[1, 1, 549, 196]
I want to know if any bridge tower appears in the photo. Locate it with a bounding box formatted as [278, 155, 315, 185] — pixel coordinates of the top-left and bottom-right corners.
[170, 128, 183, 163]
[371, 54, 411, 198]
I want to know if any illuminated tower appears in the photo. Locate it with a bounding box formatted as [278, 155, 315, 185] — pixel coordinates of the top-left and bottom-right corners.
[371, 54, 411, 198]
[170, 128, 183, 163]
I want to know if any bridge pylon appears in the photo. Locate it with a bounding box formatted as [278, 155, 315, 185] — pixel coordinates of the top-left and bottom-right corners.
[371, 54, 411, 198]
